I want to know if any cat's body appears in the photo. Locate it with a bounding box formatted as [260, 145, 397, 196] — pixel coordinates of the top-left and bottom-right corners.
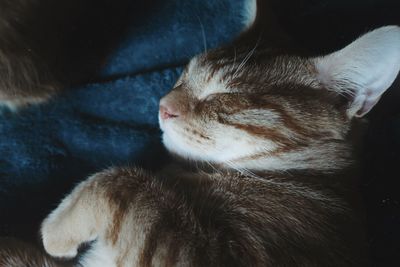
[0, 25, 392, 266]
[0, 0, 400, 266]
[0, 166, 363, 266]
[40, 165, 363, 267]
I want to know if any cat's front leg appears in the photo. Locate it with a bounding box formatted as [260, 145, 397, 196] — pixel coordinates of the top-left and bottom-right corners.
[41, 169, 117, 259]
[41, 167, 154, 266]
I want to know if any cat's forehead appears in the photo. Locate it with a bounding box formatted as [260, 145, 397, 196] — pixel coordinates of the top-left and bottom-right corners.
[180, 51, 320, 99]
[181, 55, 233, 99]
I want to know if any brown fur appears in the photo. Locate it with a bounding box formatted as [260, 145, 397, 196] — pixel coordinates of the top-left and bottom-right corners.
[39, 166, 366, 266]
[0, 237, 70, 267]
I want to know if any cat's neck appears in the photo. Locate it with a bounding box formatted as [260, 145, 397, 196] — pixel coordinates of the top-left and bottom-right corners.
[220, 141, 353, 173]
[170, 140, 353, 176]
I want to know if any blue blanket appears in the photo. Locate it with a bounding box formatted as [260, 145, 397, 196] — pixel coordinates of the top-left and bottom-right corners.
[0, 0, 254, 233]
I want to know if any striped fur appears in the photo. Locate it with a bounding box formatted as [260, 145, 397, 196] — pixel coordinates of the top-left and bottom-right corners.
[41, 167, 363, 267]
[160, 49, 352, 172]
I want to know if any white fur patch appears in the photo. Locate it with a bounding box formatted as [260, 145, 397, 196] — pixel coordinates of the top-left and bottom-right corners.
[79, 240, 117, 267]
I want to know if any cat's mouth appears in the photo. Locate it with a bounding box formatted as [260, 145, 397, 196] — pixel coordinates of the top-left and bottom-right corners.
[159, 104, 179, 120]
[158, 104, 197, 159]
[160, 124, 214, 162]
[158, 108, 220, 162]
[158, 107, 176, 134]
[159, 115, 267, 167]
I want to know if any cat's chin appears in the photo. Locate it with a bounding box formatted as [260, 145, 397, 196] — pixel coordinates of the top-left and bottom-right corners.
[162, 132, 256, 172]
[161, 131, 211, 162]
[160, 115, 216, 162]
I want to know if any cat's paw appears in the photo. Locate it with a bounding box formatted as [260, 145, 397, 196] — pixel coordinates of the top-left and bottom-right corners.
[42, 214, 97, 258]
[41, 180, 101, 259]
[41, 203, 97, 258]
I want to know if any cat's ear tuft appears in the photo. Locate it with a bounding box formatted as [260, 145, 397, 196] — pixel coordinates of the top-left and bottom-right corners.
[313, 25, 400, 118]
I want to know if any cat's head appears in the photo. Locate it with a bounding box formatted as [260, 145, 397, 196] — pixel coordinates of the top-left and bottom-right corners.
[159, 26, 400, 172]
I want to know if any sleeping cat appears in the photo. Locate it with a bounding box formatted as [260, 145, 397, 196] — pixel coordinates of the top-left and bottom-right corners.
[1, 25, 398, 266]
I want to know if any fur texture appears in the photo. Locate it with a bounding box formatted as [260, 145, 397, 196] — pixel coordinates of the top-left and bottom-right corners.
[37, 26, 399, 266]
[0, 237, 70, 267]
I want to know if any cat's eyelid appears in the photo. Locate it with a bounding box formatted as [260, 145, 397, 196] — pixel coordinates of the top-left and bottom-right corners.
[196, 86, 229, 101]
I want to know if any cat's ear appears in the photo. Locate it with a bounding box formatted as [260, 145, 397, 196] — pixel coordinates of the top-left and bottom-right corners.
[313, 25, 400, 118]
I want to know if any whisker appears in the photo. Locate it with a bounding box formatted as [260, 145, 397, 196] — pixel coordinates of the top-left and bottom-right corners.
[195, 13, 207, 53]
[233, 46, 237, 66]
[205, 146, 267, 181]
[233, 38, 261, 77]
[206, 161, 222, 174]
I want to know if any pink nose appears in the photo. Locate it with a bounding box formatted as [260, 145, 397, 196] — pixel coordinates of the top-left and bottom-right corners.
[159, 104, 179, 120]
